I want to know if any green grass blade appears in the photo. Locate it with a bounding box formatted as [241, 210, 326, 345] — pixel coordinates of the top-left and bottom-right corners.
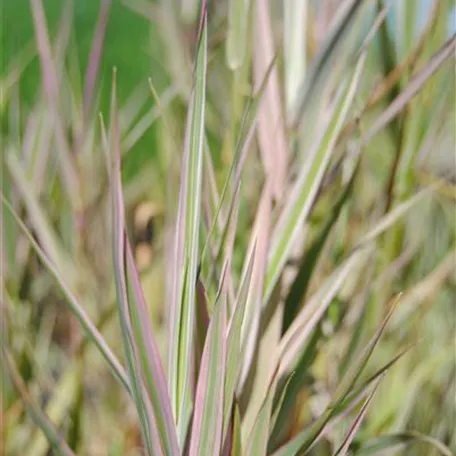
[269, 327, 322, 450]
[289, 0, 367, 126]
[336, 345, 413, 417]
[264, 51, 366, 305]
[168, 4, 207, 444]
[275, 184, 433, 377]
[278, 250, 367, 376]
[0, 39, 36, 108]
[332, 296, 400, 405]
[332, 379, 381, 456]
[188, 275, 227, 456]
[355, 187, 432, 246]
[273, 297, 400, 456]
[270, 373, 295, 434]
[281, 162, 358, 333]
[272, 345, 411, 456]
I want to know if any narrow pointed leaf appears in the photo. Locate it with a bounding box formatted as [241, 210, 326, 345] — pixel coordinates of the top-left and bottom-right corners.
[333, 379, 381, 456]
[168, 6, 207, 444]
[290, 0, 367, 125]
[278, 181, 433, 377]
[265, 51, 366, 304]
[269, 327, 322, 450]
[126, 244, 180, 456]
[273, 298, 400, 456]
[200, 57, 276, 268]
[278, 250, 367, 376]
[30, 0, 80, 206]
[270, 372, 295, 433]
[83, 0, 112, 120]
[189, 277, 227, 456]
[332, 296, 400, 405]
[282, 162, 358, 333]
[335, 345, 413, 417]
[223, 245, 256, 438]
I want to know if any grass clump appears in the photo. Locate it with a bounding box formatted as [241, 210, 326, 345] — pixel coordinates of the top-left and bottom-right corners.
[1, 1, 455, 455]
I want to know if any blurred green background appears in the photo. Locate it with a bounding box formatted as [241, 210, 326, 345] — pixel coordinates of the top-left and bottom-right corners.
[1, 0, 170, 180]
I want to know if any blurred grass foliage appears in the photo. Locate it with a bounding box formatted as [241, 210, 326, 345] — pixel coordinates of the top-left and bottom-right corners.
[1, 0, 455, 455]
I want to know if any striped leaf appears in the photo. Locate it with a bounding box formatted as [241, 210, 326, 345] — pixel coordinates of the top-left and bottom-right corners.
[168, 4, 208, 445]
[264, 50, 367, 305]
[189, 273, 227, 456]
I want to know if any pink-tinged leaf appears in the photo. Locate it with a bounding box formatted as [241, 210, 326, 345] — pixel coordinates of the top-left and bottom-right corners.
[200, 57, 276, 273]
[264, 51, 367, 305]
[30, 0, 80, 207]
[188, 273, 227, 456]
[126, 244, 181, 456]
[83, 0, 112, 121]
[54, 0, 72, 68]
[30, 0, 58, 102]
[110, 70, 163, 456]
[254, 0, 288, 201]
[168, 4, 208, 444]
